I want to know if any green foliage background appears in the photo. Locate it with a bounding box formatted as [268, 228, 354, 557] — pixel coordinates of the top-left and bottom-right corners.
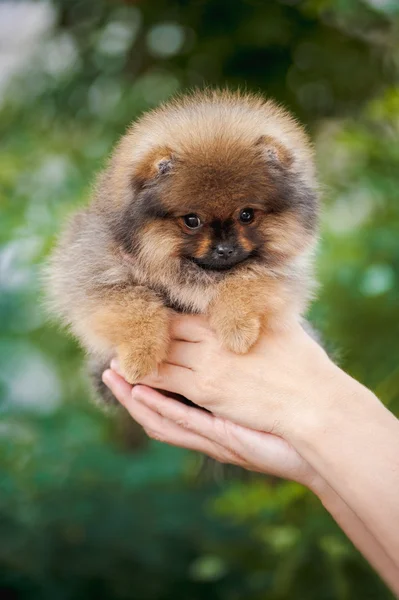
[0, 1, 398, 598]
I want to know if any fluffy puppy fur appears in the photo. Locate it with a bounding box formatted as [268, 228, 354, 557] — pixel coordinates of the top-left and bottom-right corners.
[46, 90, 319, 398]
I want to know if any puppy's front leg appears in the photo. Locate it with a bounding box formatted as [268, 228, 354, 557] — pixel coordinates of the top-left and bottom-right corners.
[208, 277, 290, 354]
[84, 286, 170, 383]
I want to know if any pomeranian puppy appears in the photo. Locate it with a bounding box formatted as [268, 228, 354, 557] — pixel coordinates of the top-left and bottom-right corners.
[46, 90, 319, 403]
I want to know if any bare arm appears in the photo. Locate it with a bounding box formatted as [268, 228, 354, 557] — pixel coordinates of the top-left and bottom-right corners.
[290, 372, 399, 568]
[103, 370, 399, 595]
[102, 314, 399, 592]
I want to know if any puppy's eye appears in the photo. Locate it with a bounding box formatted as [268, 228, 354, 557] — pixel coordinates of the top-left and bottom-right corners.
[183, 214, 202, 229]
[239, 208, 255, 224]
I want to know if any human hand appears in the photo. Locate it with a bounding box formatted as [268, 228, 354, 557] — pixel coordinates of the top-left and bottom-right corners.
[102, 320, 399, 595]
[102, 368, 322, 490]
[118, 314, 347, 442]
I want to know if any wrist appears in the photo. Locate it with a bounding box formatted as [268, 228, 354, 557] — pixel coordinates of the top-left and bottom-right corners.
[305, 463, 350, 512]
[286, 362, 379, 452]
[301, 466, 329, 498]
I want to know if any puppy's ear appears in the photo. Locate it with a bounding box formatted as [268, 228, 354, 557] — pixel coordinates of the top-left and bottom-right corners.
[135, 146, 174, 183]
[256, 135, 293, 168]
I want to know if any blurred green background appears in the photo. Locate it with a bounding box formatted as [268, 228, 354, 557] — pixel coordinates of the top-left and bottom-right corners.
[0, 0, 398, 598]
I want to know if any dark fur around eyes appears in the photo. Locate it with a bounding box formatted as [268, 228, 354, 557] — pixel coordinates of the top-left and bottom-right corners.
[111, 185, 169, 253]
[267, 166, 318, 231]
[110, 165, 318, 256]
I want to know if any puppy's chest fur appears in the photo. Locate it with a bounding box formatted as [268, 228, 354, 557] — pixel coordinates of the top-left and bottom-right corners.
[156, 286, 209, 314]
[127, 263, 216, 315]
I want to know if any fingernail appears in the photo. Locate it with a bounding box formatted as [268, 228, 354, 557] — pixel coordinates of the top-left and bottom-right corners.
[102, 369, 113, 386]
[110, 358, 121, 374]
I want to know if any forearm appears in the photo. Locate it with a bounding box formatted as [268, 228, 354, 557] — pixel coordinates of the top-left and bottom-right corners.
[127, 315, 399, 579]
[292, 369, 399, 568]
[311, 477, 399, 595]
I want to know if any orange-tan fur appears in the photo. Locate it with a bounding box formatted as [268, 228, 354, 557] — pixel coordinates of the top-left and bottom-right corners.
[45, 89, 319, 391]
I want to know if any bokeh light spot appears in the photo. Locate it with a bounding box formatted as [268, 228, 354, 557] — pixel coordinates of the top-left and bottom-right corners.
[146, 22, 185, 58]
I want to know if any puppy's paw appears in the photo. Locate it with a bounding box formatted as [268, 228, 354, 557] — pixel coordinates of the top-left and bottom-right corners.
[118, 350, 155, 384]
[210, 310, 261, 354]
[118, 334, 169, 384]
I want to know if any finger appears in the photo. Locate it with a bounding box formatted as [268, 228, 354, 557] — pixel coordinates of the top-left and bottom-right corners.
[101, 375, 296, 478]
[165, 340, 199, 369]
[138, 362, 195, 397]
[133, 386, 306, 480]
[102, 369, 133, 405]
[110, 359, 123, 376]
[170, 314, 211, 342]
[124, 392, 245, 467]
[133, 384, 233, 448]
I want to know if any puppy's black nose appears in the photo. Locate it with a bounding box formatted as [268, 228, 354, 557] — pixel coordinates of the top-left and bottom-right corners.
[215, 244, 234, 259]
